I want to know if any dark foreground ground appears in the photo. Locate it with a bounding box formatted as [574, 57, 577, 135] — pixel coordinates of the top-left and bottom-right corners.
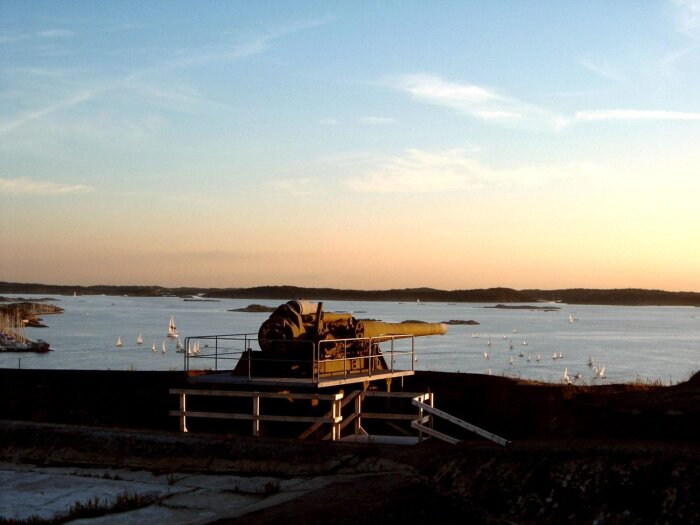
[1, 369, 699, 524]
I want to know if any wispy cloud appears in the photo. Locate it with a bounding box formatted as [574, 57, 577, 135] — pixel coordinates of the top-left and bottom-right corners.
[672, 0, 700, 38]
[0, 28, 74, 43]
[0, 177, 94, 195]
[265, 177, 317, 196]
[159, 16, 334, 71]
[389, 74, 563, 130]
[345, 148, 601, 194]
[390, 73, 700, 130]
[36, 29, 74, 38]
[574, 109, 700, 122]
[122, 82, 238, 113]
[346, 148, 483, 193]
[360, 116, 396, 125]
[580, 59, 626, 83]
[318, 117, 340, 126]
[0, 90, 97, 135]
[1, 16, 333, 135]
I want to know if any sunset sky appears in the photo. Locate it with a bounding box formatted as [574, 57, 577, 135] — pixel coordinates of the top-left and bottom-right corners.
[2, 1, 700, 291]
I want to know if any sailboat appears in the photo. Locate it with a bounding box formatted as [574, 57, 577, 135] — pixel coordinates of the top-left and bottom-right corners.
[136, 334, 143, 345]
[168, 316, 178, 338]
[115, 337, 122, 347]
[151, 342, 156, 352]
[562, 368, 571, 384]
[162, 340, 167, 354]
[185, 340, 201, 356]
[176, 335, 184, 353]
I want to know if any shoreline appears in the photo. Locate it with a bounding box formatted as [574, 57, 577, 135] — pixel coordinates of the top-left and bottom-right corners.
[2, 282, 700, 306]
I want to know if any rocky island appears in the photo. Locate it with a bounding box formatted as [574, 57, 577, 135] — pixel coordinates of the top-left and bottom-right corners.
[0, 300, 63, 352]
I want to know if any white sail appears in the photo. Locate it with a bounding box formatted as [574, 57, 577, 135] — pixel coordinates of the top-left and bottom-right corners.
[162, 340, 167, 354]
[116, 337, 122, 347]
[136, 333, 143, 344]
[168, 316, 178, 338]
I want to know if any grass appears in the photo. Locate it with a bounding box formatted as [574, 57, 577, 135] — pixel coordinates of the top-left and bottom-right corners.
[0, 491, 160, 525]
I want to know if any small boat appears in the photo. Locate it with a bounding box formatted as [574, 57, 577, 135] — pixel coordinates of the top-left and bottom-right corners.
[152, 342, 156, 352]
[115, 337, 122, 347]
[136, 334, 143, 345]
[162, 340, 167, 354]
[176, 335, 184, 353]
[168, 316, 178, 338]
[562, 368, 571, 384]
[587, 354, 595, 367]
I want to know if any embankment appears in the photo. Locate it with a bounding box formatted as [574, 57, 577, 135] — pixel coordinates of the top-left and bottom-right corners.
[1, 369, 698, 524]
[1, 368, 697, 441]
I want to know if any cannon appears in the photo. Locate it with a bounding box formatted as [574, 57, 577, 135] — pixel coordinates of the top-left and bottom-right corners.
[250, 300, 448, 377]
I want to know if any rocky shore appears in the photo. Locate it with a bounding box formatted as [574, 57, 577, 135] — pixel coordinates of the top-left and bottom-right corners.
[0, 301, 62, 353]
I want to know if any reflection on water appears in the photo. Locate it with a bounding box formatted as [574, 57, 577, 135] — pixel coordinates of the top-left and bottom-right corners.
[1, 294, 698, 385]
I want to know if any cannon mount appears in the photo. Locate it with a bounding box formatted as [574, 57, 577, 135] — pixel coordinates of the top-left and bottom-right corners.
[246, 300, 447, 379]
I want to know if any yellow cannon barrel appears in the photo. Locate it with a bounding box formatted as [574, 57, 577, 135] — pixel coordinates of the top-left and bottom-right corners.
[357, 320, 448, 338]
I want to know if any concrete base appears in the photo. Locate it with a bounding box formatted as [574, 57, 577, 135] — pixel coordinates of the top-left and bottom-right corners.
[0, 462, 332, 524]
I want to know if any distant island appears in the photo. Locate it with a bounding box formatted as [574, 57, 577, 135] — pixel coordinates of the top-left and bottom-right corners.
[1, 281, 699, 306]
[229, 304, 277, 313]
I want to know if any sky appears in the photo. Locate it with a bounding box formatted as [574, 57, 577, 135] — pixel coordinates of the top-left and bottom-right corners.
[1, 1, 700, 292]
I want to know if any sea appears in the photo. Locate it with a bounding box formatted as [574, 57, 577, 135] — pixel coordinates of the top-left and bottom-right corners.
[2, 294, 699, 385]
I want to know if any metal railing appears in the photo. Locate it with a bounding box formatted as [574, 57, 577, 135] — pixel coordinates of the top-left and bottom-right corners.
[183, 333, 417, 383]
[169, 388, 511, 446]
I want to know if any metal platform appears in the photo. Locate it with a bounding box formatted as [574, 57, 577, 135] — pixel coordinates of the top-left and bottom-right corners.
[187, 369, 415, 389]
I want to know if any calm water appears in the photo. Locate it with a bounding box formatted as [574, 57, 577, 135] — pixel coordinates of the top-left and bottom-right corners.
[2, 294, 699, 385]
